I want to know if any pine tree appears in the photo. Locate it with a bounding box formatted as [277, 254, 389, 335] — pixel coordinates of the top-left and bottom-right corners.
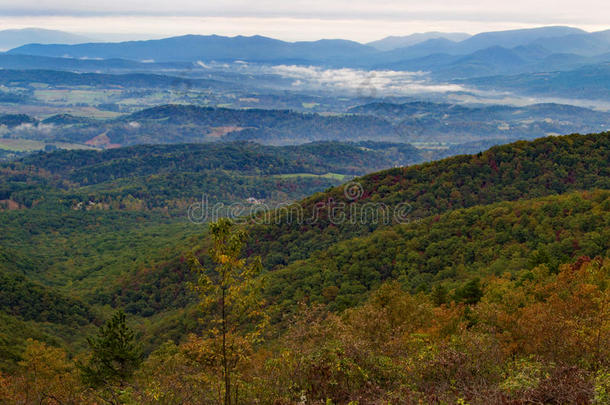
[79, 310, 142, 404]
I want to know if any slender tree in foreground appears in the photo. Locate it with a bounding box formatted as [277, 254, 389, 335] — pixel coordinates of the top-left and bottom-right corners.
[189, 218, 267, 405]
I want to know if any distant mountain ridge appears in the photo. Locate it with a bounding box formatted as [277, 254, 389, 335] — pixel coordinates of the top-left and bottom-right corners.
[0, 28, 91, 51]
[7, 34, 378, 66]
[8, 26, 610, 67]
[455, 26, 586, 53]
[367, 32, 471, 51]
[7, 26, 610, 80]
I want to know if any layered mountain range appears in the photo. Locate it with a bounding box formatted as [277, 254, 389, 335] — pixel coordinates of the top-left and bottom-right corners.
[5, 26, 609, 79]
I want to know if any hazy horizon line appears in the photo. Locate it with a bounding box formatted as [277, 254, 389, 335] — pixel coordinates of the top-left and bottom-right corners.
[1, 17, 608, 44]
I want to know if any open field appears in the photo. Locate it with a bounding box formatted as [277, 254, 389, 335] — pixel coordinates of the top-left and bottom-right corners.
[0, 138, 96, 151]
[272, 172, 350, 181]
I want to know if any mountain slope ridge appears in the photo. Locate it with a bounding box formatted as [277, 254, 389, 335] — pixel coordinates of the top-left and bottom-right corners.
[245, 132, 610, 267]
[265, 189, 609, 311]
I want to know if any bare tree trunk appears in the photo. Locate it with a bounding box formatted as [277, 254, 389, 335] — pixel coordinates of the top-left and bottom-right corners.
[222, 286, 230, 405]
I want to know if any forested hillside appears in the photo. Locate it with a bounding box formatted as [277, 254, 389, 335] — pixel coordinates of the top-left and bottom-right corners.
[0, 104, 398, 146]
[86, 133, 610, 331]
[0, 140, 420, 361]
[1, 141, 421, 211]
[16, 141, 421, 181]
[247, 132, 610, 267]
[0, 132, 608, 404]
[266, 190, 609, 311]
[4, 101, 610, 150]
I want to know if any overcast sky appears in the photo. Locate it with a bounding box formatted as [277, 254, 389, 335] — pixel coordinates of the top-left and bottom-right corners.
[0, 0, 608, 42]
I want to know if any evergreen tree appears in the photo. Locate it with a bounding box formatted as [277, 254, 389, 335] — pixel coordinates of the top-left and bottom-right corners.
[79, 310, 142, 404]
[454, 278, 484, 305]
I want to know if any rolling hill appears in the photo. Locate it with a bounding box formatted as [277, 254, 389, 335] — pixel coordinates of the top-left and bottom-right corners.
[464, 62, 610, 100]
[2, 104, 399, 146]
[96, 132, 610, 322]
[3, 101, 610, 150]
[0, 53, 160, 72]
[0, 140, 420, 361]
[266, 189, 609, 311]
[245, 132, 610, 267]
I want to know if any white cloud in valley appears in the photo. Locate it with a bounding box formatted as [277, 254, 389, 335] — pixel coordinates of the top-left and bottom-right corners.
[267, 65, 465, 95]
